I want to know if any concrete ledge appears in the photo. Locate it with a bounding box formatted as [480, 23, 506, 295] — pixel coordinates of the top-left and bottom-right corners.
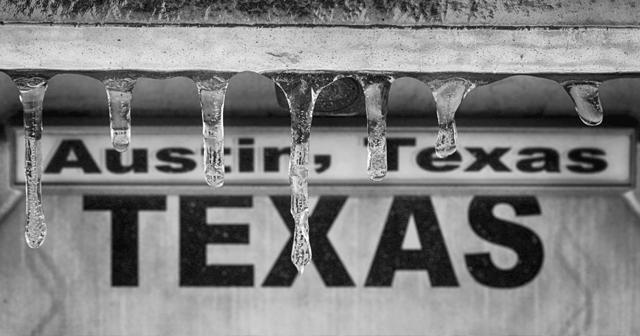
[2, 25, 640, 74]
[3, 25, 640, 124]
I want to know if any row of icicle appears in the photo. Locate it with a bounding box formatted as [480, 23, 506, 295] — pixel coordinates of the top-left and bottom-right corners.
[14, 74, 604, 274]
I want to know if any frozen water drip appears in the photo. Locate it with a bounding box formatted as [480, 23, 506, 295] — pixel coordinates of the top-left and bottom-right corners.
[15, 77, 48, 248]
[426, 78, 476, 158]
[196, 77, 229, 187]
[271, 73, 336, 274]
[562, 81, 603, 126]
[103, 78, 136, 152]
[356, 75, 394, 181]
[277, 77, 316, 274]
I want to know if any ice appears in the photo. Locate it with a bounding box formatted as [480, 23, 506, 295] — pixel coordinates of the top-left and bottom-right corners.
[195, 77, 229, 187]
[14, 77, 48, 248]
[103, 78, 136, 152]
[270, 73, 335, 274]
[426, 78, 476, 158]
[355, 75, 394, 181]
[562, 81, 603, 126]
[291, 200, 311, 275]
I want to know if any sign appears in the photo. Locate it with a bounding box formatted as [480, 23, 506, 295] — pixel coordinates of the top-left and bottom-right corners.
[11, 126, 635, 187]
[1, 193, 639, 334]
[82, 194, 542, 288]
[2, 125, 639, 334]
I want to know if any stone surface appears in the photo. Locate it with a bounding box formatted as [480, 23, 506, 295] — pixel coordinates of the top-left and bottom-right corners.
[0, 0, 639, 26]
[2, 26, 640, 74]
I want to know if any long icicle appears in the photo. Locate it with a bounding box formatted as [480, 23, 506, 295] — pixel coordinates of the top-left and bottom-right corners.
[426, 78, 476, 158]
[561, 81, 603, 126]
[196, 77, 229, 187]
[15, 77, 48, 248]
[285, 78, 316, 275]
[355, 75, 394, 181]
[103, 78, 136, 152]
[271, 73, 334, 274]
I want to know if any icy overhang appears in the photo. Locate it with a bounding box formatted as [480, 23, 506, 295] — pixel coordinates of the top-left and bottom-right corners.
[1, 0, 640, 123]
[2, 24, 640, 124]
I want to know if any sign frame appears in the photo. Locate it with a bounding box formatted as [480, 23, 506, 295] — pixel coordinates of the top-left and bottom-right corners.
[9, 124, 637, 195]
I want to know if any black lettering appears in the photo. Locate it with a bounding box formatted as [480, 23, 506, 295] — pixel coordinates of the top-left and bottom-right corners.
[180, 196, 253, 286]
[83, 195, 166, 287]
[106, 149, 148, 174]
[263, 196, 354, 287]
[264, 147, 290, 172]
[465, 196, 544, 288]
[156, 148, 196, 173]
[365, 196, 458, 287]
[566, 148, 607, 173]
[45, 139, 100, 174]
[314, 155, 331, 173]
[416, 147, 461, 172]
[516, 148, 560, 173]
[465, 147, 511, 172]
[384, 138, 416, 171]
[239, 138, 254, 172]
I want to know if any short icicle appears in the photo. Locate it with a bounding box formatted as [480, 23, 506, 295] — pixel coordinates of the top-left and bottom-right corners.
[103, 78, 136, 152]
[355, 75, 394, 181]
[195, 76, 230, 187]
[270, 73, 336, 275]
[561, 81, 603, 126]
[15, 77, 48, 248]
[426, 78, 476, 158]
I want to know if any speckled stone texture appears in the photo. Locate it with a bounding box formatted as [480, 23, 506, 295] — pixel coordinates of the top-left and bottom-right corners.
[1, 0, 639, 25]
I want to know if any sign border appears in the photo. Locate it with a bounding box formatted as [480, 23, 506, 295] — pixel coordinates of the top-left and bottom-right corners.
[9, 125, 636, 194]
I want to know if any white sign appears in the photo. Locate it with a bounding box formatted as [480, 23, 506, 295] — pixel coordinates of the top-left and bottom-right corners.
[2, 193, 639, 334]
[12, 126, 635, 187]
[3, 126, 640, 334]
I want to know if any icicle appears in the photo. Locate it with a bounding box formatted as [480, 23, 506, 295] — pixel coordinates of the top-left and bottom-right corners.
[270, 73, 335, 274]
[15, 77, 48, 248]
[195, 77, 229, 187]
[277, 77, 316, 274]
[561, 81, 603, 126]
[103, 78, 136, 152]
[426, 78, 476, 158]
[355, 75, 394, 181]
